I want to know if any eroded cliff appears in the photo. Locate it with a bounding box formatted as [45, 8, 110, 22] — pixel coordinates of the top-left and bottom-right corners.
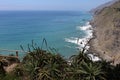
[90, 0, 120, 64]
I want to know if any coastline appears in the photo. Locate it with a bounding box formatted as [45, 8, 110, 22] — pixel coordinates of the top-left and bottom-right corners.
[89, 20, 112, 61]
[88, 11, 114, 62]
[65, 21, 101, 61]
[89, 0, 120, 64]
[65, 22, 93, 49]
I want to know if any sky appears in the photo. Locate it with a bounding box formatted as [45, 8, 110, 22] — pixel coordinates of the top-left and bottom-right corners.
[0, 0, 112, 11]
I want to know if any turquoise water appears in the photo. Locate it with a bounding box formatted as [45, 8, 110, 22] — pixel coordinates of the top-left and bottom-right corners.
[0, 11, 92, 58]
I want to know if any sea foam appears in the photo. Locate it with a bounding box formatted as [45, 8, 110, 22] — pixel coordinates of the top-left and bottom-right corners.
[65, 22, 93, 50]
[65, 22, 100, 61]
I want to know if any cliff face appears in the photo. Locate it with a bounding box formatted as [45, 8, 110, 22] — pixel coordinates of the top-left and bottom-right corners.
[90, 0, 120, 64]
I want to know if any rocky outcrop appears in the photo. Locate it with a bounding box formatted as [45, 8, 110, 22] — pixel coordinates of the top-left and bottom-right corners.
[90, 0, 120, 64]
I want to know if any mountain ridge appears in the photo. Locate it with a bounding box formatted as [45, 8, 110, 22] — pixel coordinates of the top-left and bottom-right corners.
[90, 0, 119, 15]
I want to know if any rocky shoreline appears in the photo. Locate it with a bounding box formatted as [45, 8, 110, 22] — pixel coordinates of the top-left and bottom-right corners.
[89, 0, 120, 65]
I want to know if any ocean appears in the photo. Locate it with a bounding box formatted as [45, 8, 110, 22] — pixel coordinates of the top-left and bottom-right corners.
[0, 11, 92, 58]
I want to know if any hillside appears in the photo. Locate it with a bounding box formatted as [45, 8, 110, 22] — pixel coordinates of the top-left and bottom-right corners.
[90, 0, 118, 14]
[90, 0, 120, 64]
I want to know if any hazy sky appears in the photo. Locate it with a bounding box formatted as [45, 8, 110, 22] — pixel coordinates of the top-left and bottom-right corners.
[0, 0, 112, 11]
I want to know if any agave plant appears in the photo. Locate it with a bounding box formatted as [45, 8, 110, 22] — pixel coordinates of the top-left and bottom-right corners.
[37, 68, 52, 80]
[21, 40, 69, 80]
[22, 49, 50, 79]
[76, 61, 106, 80]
